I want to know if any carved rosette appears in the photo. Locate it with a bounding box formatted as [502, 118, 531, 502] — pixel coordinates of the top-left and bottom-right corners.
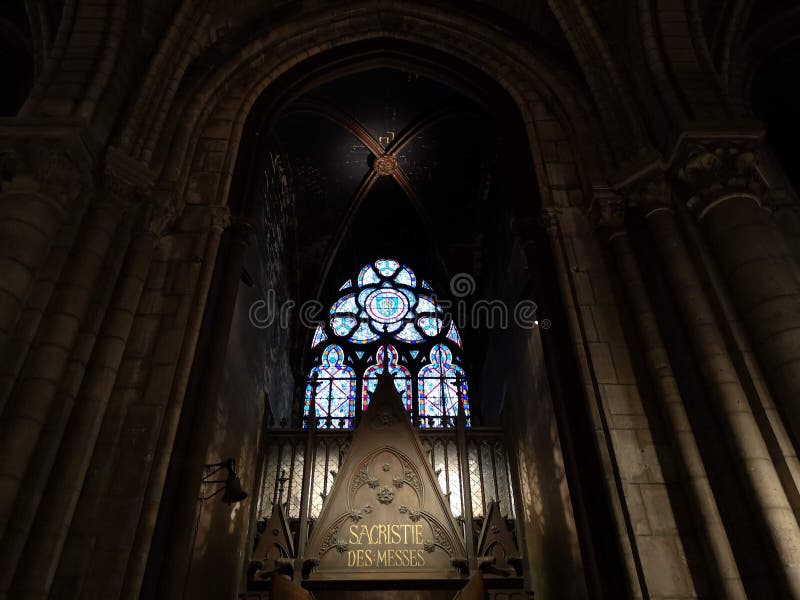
[376, 487, 395, 504]
[675, 139, 766, 215]
[373, 154, 398, 177]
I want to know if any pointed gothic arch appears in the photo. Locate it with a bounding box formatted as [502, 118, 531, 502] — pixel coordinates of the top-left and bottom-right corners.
[304, 259, 469, 429]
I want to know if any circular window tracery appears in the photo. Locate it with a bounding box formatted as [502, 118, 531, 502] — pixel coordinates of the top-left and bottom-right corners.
[306, 259, 468, 429]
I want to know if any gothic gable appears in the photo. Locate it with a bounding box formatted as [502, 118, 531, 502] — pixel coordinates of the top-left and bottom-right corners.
[304, 371, 467, 581]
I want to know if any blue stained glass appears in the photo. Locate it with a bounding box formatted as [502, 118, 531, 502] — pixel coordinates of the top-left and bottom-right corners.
[375, 259, 400, 277]
[396, 322, 424, 343]
[308, 259, 469, 429]
[418, 344, 469, 427]
[331, 294, 357, 315]
[446, 322, 462, 348]
[349, 322, 379, 344]
[395, 266, 417, 286]
[416, 295, 437, 315]
[330, 316, 357, 337]
[362, 345, 412, 411]
[304, 344, 356, 429]
[400, 288, 416, 305]
[358, 265, 381, 286]
[311, 323, 327, 348]
[364, 288, 409, 323]
[417, 316, 442, 337]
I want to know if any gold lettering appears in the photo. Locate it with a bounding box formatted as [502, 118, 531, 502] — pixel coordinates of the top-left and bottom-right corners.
[344, 521, 431, 568]
[401, 549, 410, 566]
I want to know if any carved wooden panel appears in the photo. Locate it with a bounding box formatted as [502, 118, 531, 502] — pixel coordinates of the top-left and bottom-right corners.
[305, 372, 466, 581]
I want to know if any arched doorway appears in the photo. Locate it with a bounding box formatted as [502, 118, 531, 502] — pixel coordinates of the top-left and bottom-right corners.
[144, 30, 625, 600]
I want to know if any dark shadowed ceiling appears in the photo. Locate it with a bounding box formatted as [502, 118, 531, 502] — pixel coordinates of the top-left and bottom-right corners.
[269, 68, 498, 307]
[264, 68, 517, 414]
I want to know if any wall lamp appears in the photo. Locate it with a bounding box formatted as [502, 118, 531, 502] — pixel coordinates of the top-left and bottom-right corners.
[202, 458, 249, 504]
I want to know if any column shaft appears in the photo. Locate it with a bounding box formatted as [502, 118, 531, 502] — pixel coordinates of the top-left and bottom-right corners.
[544, 211, 646, 598]
[609, 228, 745, 599]
[697, 196, 800, 448]
[9, 231, 157, 598]
[159, 225, 250, 599]
[0, 198, 124, 542]
[0, 211, 133, 600]
[646, 205, 800, 595]
[0, 198, 87, 415]
[120, 222, 223, 600]
[0, 153, 83, 353]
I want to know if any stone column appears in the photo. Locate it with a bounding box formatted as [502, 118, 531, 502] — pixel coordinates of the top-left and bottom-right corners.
[7, 197, 172, 599]
[0, 181, 128, 547]
[597, 192, 746, 599]
[121, 205, 228, 600]
[159, 220, 253, 599]
[542, 208, 646, 599]
[640, 175, 800, 596]
[675, 139, 800, 448]
[0, 144, 85, 358]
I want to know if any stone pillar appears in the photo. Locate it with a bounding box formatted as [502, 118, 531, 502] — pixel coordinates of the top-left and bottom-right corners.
[640, 175, 800, 596]
[0, 196, 87, 415]
[0, 144, 85, 358]
[675, 139, 800, 452]
[0, 182, 128, 550]
[120, 205, 228, 600]
[597, 192, 746, 599]
[159, 220, 252, 599]
[7, 198, 171, 599]
[0, 194, 136, 600]
[542, 208, 646, 599]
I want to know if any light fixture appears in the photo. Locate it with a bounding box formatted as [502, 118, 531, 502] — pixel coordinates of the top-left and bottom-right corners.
[202, 458, 249, 504]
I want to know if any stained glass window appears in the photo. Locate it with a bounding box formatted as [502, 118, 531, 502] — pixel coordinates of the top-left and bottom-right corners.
[303, 344, 356, 428]
[311, 324, 327, 348]
[418, 344, 469, 427]
[305, 259, 468, 429]
[362, 345, 412, 411]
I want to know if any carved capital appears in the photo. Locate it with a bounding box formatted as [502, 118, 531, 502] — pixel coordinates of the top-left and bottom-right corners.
[592, 189, 626, 239]
[142, 189, 178, 237]
[674, 139, 765, 214]
[627, 172, 672, 216]
[540, 207, 561, 234]
[209, 205, 231, 231]
[0, 141, 86, 212]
